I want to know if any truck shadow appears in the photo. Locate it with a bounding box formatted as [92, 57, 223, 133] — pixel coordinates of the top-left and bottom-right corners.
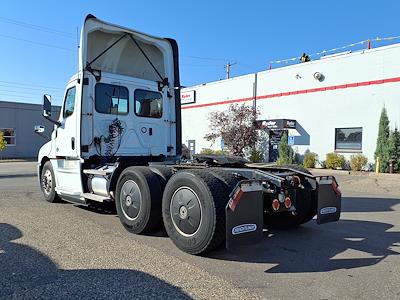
[209, 220, 400, 273]
[342, 196, 400, 212]
[0, 223, 191, 299]
[0, 173, 37, 179]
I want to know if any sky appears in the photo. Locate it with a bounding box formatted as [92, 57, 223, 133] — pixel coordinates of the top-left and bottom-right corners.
[0, 0, 399, 105]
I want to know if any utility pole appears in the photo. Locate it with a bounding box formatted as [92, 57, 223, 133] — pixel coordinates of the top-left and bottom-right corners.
[225, 62, 237, 79]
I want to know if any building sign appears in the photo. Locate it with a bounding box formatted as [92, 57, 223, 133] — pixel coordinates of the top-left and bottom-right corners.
[264, 120, 278, 129]
[255, 119, 297, 130]
[181, 90, 196, 105]
[284, 119, 296, 129]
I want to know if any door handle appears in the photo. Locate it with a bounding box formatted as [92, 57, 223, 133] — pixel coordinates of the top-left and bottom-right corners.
[71, 137, 75, 150]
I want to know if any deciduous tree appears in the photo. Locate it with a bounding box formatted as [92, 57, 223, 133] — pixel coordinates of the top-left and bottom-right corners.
[205, 104, 259, 157]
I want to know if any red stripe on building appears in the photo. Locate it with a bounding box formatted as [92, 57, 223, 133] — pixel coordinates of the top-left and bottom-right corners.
[181, 76, 400, 110]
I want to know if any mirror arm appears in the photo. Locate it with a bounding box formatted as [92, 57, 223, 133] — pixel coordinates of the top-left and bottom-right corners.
[43, 114, 61, 127]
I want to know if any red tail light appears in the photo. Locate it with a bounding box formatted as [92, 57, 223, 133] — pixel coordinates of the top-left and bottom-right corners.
[284, 197, 292, 209]
[272, 199, 280, 211]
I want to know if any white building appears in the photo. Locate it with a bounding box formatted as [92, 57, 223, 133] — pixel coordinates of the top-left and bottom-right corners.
[181, 43, 400, 164]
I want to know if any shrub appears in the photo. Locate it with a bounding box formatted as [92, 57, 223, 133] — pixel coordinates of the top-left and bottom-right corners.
[200, 148, 227, 155]
[0, 132, 6, 152]
[325, 153, 345, 169]
[249, 148, 264, 163]
[303, 152, 317, 168]
[350, 154, 368, 171]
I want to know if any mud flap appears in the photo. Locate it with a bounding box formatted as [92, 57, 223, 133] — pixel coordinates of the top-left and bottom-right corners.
[225, 181, 264, 250]
[316, 176, 342, 224]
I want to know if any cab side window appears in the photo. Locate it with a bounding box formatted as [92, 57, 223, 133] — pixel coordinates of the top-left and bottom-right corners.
[63, 87, 76, 118]
[134, 89, 162, 118]
[95, 83, 129, 115]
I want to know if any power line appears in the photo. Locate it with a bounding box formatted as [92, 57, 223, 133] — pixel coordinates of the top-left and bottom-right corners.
[0, 93, 52, 100]
[180, 63, 224, 68]
[181, 55, 232, 62]
[0, 33, 75, 52]
[0, 89, 63, 96]
[0, 84, 63, 92]
[0, 16, 75, 38]
[0, 17, 250, 69]
[0, 80, 64, 91]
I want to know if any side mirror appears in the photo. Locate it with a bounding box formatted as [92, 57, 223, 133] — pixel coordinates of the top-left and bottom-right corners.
[43, 94, 52, 117]
[42, 94, 60, 126]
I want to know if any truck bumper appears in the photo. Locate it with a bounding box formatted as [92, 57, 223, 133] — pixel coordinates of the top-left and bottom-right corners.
[225, 176, 342, 249]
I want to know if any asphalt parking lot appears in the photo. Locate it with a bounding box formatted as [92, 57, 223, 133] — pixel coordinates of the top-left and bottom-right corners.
[0, 162, 399, 299]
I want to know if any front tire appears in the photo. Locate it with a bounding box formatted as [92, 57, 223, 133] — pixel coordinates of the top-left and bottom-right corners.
[40, 161, 61, 203]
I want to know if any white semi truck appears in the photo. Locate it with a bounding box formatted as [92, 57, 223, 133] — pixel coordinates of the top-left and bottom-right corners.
[37, 15, 341, 255]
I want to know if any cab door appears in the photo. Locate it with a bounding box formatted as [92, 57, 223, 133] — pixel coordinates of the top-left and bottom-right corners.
[53, 82, 83, 198]
[133, 88, 170, 155]
[56, 85, 78, 158]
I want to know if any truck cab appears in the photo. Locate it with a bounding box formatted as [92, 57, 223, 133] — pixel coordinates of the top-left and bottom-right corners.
[38, 15, 181, 202]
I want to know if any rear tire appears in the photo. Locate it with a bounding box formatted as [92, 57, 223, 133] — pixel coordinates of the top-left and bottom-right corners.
[40, 161, 61, 203]
[149, 165, 174, 190]
[162, 169, 229, 255]
[115, 167, 162, 234]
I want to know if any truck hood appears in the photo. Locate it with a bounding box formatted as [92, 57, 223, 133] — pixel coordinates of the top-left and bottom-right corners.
[79, 14, 175, 84]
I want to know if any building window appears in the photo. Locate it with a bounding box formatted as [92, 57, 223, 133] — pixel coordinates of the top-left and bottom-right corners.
[134, 89, 163, 118]
[335, 127, 362, 151]
[95, 83, 129, 115]
[0, 128, 16, 146]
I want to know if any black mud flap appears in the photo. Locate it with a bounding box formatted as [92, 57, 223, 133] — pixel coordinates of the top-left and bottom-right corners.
[225, 180, 264, 250]
[316, 176, 342, 224]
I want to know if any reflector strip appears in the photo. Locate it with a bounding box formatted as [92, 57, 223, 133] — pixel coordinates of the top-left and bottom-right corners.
[229, 188, 244, 212]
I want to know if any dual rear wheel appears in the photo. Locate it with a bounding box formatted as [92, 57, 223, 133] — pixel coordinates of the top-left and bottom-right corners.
[115, 167, 234, 254]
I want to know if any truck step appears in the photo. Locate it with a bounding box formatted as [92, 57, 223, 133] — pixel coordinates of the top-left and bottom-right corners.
[83, 166, 114, 176]
[81, 193, 111, 202]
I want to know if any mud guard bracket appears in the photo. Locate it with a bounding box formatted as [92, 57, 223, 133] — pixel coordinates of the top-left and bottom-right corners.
[316, 176, 342, 224]
[225, 180, 264, 250]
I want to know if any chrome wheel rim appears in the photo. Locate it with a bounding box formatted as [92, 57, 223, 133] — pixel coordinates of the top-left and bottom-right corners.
[42, 169, 53, 195]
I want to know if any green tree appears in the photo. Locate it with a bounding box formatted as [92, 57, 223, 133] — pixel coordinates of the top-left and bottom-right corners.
[388, 127, 400, 172]
[0, 132, 7, 152]
[374, 107, 390, 172]
[277, 131, 293, 165]
[249, 147, 264, 163]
